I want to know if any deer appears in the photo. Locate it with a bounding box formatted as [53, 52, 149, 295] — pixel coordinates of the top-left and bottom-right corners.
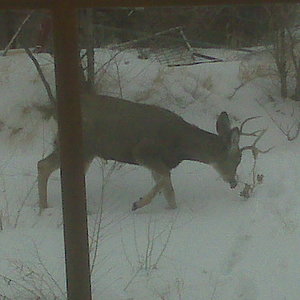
[37, 93, 266, 212]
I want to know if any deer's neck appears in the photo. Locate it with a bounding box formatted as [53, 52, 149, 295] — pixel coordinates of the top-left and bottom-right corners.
[181, 124, 227, 164]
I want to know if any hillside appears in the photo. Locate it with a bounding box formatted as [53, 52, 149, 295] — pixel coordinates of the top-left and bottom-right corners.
[0, 48, 299, 300]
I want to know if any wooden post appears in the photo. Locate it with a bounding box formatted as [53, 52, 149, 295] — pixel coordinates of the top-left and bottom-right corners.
[82, 8, 95, 92]
[51, 4, 92, 300]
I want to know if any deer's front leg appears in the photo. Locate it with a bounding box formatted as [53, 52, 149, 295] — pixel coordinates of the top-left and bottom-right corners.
[152, 171, 176, 209]
[132, 140, 176, 211]
[132, 175, 167, 211]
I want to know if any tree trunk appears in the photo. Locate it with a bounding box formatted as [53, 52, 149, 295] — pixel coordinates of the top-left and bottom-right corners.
[279, 71, 288, 98]
[294, 70, 300, 101]
[274, 28, 288, 99]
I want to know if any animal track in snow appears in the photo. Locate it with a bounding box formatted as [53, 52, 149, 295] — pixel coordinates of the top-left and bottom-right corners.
[236, 276, 258, 300]
[222, 233, 252, 275]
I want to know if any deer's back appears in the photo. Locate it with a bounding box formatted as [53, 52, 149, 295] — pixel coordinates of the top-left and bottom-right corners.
[80, 94, 188, 167]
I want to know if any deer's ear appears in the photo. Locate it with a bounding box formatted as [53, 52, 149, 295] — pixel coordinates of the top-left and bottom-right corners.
[229, 127, 240, 151]
[216, 111, 231, 138]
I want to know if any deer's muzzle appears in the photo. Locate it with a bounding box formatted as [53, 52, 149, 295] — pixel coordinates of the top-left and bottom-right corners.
[229, 179, 238, 189]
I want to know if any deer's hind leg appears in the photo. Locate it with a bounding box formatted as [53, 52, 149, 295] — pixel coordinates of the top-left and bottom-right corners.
[37, 150, 60, 211]
[38, 150, 93, 212]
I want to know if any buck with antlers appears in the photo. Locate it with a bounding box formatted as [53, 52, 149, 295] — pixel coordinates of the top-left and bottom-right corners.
[37, 94, 269, 211]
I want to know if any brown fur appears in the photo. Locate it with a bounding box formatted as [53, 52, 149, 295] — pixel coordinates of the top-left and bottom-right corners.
[38, 94, 241, 211]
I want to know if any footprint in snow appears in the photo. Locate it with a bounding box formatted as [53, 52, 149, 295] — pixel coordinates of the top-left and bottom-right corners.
[222, 233, 252, 275]
[236, 276, 258, 300]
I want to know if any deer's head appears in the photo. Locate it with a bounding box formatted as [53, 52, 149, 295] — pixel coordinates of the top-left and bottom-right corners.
[213, 112, 241, 189]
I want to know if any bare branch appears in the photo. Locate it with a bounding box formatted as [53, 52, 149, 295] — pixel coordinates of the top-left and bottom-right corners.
[256, 98, 300, 141]
[2, 12, 34, 56]
[228, 82, 245, 100]
[287, 122, 300, 141]
[23, 46, 56, 106]
[0, 274, 41, 299]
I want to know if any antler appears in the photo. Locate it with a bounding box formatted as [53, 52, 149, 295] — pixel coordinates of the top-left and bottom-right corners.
[241, 129, 274, 159]
[238, 116, 274, 199]
[239, 116, 263, 137]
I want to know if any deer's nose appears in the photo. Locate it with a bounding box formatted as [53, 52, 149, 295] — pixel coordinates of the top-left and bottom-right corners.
[229, 180, 237, 189]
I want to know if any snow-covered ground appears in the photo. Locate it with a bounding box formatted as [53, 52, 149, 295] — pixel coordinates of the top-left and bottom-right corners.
[0, 48, 300, 300]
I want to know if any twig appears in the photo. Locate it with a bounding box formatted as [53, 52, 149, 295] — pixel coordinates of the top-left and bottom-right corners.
[23, 46, 56, 106]
[153, 213, 177, 269]
[123, 268, 141, 291]
[2, 12, 34, 56]
[176, 278, 184, 300]
[133, 215, 142, 264]
[228, 66, 273, 100]
[0, 171, 10, 228]
[210, 282, 218, 300]
[14, 179, 37, 228]
[228, 82, 245, 100]
[286, 122, 300, 141]
[33, 243, 66, 299]
[90, 160, 123, 274]
[0, 211, 3, 231]
[90, 160, 106, 274]
[0, 274, 40, 299]
[115, 60, 123, 98]
[94, 50, 123, 90]
[255, 98, 300, 141]
[120, 227, 134, 271]
[0, 292, 14, 300]
[145, 216, 157, 272]
[94, 51, 120, 77]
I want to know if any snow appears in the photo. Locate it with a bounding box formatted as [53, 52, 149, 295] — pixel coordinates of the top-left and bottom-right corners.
[0, 48, 300, 299]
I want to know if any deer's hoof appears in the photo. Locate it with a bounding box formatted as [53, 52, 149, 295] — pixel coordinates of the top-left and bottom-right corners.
[167, 204, 177, 209]
[132, 202, 139, 211]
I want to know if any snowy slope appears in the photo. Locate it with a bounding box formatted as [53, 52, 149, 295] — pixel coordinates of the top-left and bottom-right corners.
[0, 48, 300, 300]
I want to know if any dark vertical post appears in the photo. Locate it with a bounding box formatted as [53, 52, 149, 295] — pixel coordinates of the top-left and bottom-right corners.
[82, 8, 95, 92]
[51, 4, 92, 300]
